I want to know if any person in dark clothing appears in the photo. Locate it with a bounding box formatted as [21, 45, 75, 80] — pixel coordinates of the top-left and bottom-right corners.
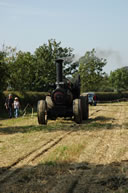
[5, 94, 14, 118]
[93, 94, 97, 106]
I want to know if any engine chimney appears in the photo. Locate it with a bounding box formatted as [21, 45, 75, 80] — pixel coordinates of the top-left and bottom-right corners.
[56, 59, 63, 83]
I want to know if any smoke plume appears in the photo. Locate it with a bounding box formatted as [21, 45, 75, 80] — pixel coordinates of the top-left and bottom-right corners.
[95, 48, 126, 74]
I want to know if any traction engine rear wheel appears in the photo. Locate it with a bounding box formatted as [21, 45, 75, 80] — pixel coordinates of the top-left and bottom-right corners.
[80, 95, 89, 120]
[46, 96, 56, 120]
[37, 100, 47, 124]
[46, 96, 54, 110]
[73, 99, 82, 124]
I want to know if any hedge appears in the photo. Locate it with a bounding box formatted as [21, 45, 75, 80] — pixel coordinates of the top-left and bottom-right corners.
[1, 91, 128, 113]
[95, 92, 128, 102]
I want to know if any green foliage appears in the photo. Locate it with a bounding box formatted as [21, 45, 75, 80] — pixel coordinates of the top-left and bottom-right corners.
[109, 68, 128, 92]
[96, 92, 128, 101]
[79, 49, 106, 92]
[2, 39, 78, 92]
[2, 42, 128, 93]
[8, 51, 35, 91]
[33, 39, 78, 91]
[97, 73, 114, 92]
[0, 51, 8, 92]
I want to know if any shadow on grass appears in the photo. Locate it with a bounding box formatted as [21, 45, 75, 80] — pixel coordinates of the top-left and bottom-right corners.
[81, 116, 121, 131]
[123, 123, 128, 129]
[0, 125, 57, 134]
[0, 160, 128, 193]
[0, 114, 8, 120]
[82, 122, 120, 131]
[92, 116, 115, 122]
[0, 114, 122, 134]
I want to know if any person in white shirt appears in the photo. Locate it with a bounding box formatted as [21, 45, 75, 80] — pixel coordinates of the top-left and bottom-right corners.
[14, 97, 20, 118]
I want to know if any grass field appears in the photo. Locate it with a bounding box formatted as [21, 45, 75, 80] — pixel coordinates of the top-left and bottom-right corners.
[0, 102, 128, 193]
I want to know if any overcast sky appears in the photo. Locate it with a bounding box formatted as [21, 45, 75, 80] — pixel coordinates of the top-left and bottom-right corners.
[0, 0, 128, 74]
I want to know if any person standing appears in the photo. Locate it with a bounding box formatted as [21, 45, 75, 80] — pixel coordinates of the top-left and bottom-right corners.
[93, 94, 97, 106]
[14, 97, 20, 118]
[5, 94, 14, 118]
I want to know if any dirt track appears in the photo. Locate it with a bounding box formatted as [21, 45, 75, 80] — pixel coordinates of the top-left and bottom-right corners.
[0, 102, 128, 193]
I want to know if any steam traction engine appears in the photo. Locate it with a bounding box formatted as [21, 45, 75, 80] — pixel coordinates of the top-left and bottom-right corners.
[37, 59, 88, 124]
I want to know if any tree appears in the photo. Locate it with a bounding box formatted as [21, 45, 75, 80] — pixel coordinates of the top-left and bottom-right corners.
[79, 49, 107, 92]
[109, 67, 128, 92]
[98, 73, 113, 92]
[33, 39, 78, 91]
[8, 51, 35, 91]
[4, 39, 78, 92]
[0, 51, 8, 92]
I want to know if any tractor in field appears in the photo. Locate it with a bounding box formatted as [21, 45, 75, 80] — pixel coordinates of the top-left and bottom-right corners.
[37, 59, 88, 124]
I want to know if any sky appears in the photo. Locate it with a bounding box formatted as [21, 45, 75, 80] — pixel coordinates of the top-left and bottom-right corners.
[0, 0, 128, 74]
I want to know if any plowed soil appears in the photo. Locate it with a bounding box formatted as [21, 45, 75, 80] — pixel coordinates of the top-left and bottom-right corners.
[0, 102, 128, 193]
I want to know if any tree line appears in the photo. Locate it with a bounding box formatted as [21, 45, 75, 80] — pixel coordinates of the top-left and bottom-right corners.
[0, 39, 128, 93]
